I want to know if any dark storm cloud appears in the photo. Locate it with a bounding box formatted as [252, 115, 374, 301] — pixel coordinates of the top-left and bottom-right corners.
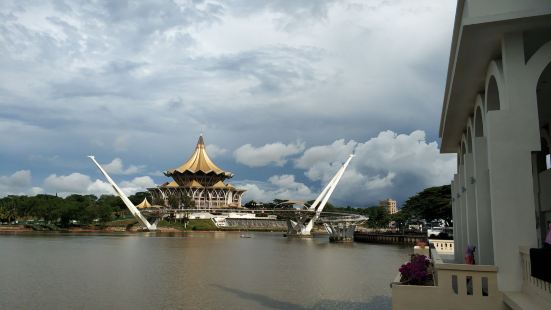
[0, 0, 458, 204]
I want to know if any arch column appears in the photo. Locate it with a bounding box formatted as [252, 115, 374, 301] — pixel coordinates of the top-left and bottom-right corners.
[464, 143, 479, 262]
[473, 134, 494, 265]
[484, 32, 539, 291]
[458, 160, 468, 261]
[451, 176, 462, 263]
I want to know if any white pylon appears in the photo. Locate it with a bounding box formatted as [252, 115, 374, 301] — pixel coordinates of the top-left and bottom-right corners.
[287, 154, 354, 236]
[88, 156, 157, 231]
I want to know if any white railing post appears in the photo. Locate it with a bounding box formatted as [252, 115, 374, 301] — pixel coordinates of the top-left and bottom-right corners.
[519, 246, 551, 303]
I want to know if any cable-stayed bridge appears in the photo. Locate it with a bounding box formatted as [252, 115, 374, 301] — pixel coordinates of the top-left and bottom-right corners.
[89, 154, 366, 242]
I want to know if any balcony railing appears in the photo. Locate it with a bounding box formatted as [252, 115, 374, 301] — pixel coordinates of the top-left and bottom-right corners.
[519, 246, 551, 297]
[502, 246, 551, 308]
[391, 243, 502, 310]
[430, 239, 454, 255]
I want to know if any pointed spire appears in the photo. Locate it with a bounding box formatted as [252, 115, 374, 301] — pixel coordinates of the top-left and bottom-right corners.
[197, 133, 205, 147]
[166, 134, 233, 177]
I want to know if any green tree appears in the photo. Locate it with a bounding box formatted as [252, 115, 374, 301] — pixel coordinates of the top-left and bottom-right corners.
[244, 200, 258, 209]
[164, 192, 196, 209]
[97, 195, 125, 210]
[181, 193, 195, 209]
[0, 201, 17, 223]
[30, 194, 65, 223]
[272, 199, 288, 206]
[57, 201, 81, 227]
[92, 204, 113, 224]
[401, 185, 452, 225]
[151, 195, 165, 206]
[389, 210, 408, 230]
[366, 206, 390, 228]
[309, 200, 336, 211]
[128, 191, 150, 205]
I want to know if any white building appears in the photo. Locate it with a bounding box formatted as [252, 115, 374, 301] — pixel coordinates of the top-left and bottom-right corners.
[441, 0, 551, 306]
[393, 1, 551, 309]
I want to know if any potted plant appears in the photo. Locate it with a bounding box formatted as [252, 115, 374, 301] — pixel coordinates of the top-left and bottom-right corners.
[398, 254, 434, 285]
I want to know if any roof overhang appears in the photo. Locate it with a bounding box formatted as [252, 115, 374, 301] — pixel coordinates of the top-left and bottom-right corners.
[440, 0, 551, 153]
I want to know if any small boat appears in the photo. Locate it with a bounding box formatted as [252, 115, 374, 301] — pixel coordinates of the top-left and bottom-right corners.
[240, 234, 252, 238]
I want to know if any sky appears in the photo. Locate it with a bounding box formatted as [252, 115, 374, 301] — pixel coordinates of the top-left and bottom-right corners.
[0, 0, 458, 207]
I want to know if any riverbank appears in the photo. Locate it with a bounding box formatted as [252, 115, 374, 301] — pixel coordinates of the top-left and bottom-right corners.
[0, 225, 33, 232]
[0, 218, 289, 233]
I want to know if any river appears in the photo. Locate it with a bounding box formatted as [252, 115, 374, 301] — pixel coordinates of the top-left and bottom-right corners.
[0, 232, 411, 309]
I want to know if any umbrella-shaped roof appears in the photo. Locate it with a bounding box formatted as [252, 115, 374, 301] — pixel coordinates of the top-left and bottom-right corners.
[166, 135, 232, 177]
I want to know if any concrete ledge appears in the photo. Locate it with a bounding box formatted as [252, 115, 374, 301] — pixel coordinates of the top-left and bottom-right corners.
[435, 263, 498, 272]
[503, 291, 551, 310]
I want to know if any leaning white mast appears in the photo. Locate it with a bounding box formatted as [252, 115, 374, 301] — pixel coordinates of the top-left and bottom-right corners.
[88, 156, 157, 231]
[287, 154, 354, 236]
[303, 154, 354, 233]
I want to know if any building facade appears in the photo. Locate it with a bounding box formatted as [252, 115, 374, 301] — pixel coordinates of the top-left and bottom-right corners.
[440, 0, 551, 296]
[148, 135, 245, 209]
[379, 198, 398, 214]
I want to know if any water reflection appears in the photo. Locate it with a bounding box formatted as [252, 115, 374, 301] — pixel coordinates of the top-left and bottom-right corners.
[0, 232, 409, 310]
[213, 284, 391, 309]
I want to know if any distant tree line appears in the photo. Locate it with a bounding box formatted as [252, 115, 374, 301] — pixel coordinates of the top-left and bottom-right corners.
[242, 184, 452, 229]
[0, 192, 153, 227]
[0, 184, 451, 229]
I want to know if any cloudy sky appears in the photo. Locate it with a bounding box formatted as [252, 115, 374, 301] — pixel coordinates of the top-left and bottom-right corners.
[0, 0, 458, 207]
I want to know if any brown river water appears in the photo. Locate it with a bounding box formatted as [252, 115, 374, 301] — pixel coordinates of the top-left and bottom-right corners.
[0, 232, 411, 310]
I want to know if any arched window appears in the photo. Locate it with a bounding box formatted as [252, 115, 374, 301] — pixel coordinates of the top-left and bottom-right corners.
[537, 62, 551, 170]
[475, 106, 484, 137]
[467, 128, 473, 154]
[487, 77, 500, 111]
[460, 141, 466, 165]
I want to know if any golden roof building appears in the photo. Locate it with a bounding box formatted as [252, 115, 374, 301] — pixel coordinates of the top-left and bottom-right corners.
[136, 198, 152, 209]
[148, 135, 245, 209]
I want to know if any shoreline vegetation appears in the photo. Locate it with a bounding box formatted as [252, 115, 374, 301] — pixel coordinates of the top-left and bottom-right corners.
[0, 185, 452, 236]
[0, 219, 289, 233]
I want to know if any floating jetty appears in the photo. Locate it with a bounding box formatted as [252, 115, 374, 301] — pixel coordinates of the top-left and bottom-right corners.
[353, 232, 427, 245]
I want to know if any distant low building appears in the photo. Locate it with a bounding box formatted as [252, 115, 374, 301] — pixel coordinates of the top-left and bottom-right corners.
[379, 198, 398, 214]
[148, 135, 246, 209]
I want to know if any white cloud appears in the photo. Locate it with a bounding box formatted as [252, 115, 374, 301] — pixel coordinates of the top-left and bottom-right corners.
[206, 144, 228, 158]
[42, 172, 155, 197]
[365, 172, 396, 190]
[294, 130, 456, 205]
[267, 174, 312, 197]
[295, 139, 357, 181]
[29, 187, 45, 195]
[121, 176, 155, 191]
[43, 173, 92, 193]
[104, 158, 145, 175]
[238, 174, 313, 202]
[0, 1, 457, 207]
[239, 183, 270, 202]
[234, 141, 305, 167]
[353, 130, 455, 185]
[0, 170, 33, 196]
